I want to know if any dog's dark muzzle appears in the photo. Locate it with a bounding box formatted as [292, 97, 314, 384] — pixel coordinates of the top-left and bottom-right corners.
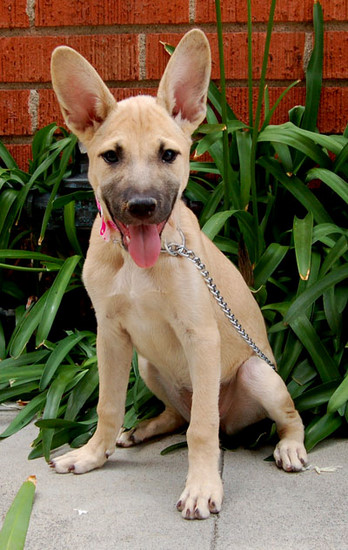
[103, 185, 178, 227]
[126, 196, 158, 221]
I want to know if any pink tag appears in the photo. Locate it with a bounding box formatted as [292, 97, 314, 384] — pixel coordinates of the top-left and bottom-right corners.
[96, 198, 119, 241]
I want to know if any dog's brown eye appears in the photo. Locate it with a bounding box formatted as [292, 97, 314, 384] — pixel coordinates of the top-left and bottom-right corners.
[102, 150, 119, 164]
[162, 149, 178, 163]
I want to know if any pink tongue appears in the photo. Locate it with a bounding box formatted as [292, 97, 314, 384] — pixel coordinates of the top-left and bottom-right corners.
[127, 224, 161, 268]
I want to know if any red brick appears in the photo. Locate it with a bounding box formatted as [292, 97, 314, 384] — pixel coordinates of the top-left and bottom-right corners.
[36, 0, 189, 26]
[145, 34, 184, 80]
[38, 87, 157, 129]
[0, 90, 32, 136]
[224, 85, 347, 134]
[0, 35, 139, 83]
[224, 86, 306, 127]
[0, 0, 29, 28]
[146, 32, 305, 81]
[4, 144, 32, 171]
[318, 87, 348, 134]
[324, 31, 348, 79]
[195, 0, 348, 22]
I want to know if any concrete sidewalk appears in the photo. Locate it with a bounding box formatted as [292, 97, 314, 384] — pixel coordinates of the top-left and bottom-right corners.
[1, 409, 347, 550]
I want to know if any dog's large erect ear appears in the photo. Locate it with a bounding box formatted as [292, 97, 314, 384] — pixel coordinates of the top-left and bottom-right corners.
[51, 47, 116, 144]
[157, 29, 211, 135]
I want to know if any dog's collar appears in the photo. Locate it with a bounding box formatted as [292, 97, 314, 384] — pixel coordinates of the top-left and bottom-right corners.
[96, 198, 122, 244]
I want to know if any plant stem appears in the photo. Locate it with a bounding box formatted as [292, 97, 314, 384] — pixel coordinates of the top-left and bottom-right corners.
[215, 0, 234, 211]
[249, 0, 277, 260]
[247, 0, 253, 128]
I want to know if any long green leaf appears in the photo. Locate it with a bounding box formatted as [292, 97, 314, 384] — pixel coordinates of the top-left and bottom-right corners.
[260, 80, 301, 132]
[39, 135, 77, 245]
[334, 141, 348, 175]
[42, 369, 77, 460]
[258, 157, 332, 224]
[0, 249, 64, 265]
[0, 189, 18, 240]
[202, 210, 239, 240]
[0, 350, 49, 369]
[295, 381, 339, 412]
[0, 476, 36, 550]
[319, 235, 348, 277]
[35, 418, 91, 429]
[312, 223, 348, 247]
[35, 255, 81, 347]
[327, 374, 348, 414]
[195, 131, 224, 157]
[285, 264, 348, 324]
[189, 161, 220, 175]
[253, 243, 289, 289]
[8, 292, 49, 358]
[300, 0, 323, 132]
[0, 365, 44, 384]
[236, 130, 252, 208]
[214, 0, 233, 211]
[0, 141, 19, 170]
[323, 286, 341, 337]
[258, 126, 331, 168]
[63, 201, 84, 256]
[199, 182, 225, 226]
[0, 393, 47, 439]
[306, 168, 348, 204]
[31, 123, 58, 165]
[293, 212, 313, 280]
[305, 413, 343, 452]
[290, 316, 340, 382]
[39, 332, 86, 390]
[64, 364, 99, 421]
[0, 382, 39, 403]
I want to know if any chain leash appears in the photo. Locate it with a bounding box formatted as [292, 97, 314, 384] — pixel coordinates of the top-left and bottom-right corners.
[163, 231, 276, 370]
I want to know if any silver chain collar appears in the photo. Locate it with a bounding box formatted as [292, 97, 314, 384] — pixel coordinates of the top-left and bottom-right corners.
[162, 230, 276, 370]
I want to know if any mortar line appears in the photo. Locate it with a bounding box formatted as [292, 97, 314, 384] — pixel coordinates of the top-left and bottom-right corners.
[210, 448, 225, 550]
[28, 89, 39, 134]
[189, 0, 196, 24]
[138, 33, 146, 81]
[26, 0, 35, 27]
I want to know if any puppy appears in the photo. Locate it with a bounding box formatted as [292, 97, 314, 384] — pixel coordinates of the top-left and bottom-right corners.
[50, 30, 307, 520]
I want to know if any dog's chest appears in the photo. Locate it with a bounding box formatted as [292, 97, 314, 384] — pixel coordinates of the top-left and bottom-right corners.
[110, 264, 165, 310]
[108, 264, 172, 342]
[107, 263, 188, 379]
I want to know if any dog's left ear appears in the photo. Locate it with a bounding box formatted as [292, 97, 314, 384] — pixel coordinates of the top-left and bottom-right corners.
[157, 29, 211, 135]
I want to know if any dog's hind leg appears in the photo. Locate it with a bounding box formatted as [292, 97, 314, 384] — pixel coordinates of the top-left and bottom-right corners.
[223, 356, 308, 472]
[117, 358, 186, 447]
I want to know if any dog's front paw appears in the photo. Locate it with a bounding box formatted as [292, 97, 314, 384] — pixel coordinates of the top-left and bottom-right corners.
[176, 475, 223, 520]
[50, 444, 112, 474]
[274, 439, 308, 472]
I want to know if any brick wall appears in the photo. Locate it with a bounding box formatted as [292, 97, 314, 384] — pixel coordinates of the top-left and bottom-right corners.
[0, 0, 347, 170]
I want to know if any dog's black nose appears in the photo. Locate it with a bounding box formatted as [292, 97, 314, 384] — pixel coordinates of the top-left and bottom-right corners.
[127, 196, 157, 219]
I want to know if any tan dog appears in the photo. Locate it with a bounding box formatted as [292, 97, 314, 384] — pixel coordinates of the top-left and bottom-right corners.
[50, 30, 307, 520]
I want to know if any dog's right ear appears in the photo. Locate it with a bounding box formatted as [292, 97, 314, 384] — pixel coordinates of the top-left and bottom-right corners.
[51, 47, 116, 144]
[157, 30, 211, 136]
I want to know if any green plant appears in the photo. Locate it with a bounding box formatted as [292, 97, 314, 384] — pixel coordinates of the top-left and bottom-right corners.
[185, 0, 347, 450]
[0, 475, 36, 550]
[0, 128, 162, 459]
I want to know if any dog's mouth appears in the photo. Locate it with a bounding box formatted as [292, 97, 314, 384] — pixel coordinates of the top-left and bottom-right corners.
[114, 219, 167, 269]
